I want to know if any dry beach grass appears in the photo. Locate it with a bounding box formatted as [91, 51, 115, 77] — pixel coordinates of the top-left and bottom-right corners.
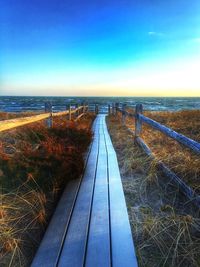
[107, 113, 200, 267]
[0, 113, 94, 266]
[123, 109, 200, 193]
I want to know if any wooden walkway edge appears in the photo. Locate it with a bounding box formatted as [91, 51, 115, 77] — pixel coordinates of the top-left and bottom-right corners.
[31, 114, 138, 267]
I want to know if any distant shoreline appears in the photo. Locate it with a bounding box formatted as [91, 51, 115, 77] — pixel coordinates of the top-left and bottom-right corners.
[0, 96, 200, 113]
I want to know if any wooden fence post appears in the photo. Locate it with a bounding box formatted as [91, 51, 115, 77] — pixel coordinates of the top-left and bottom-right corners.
[82, 101, 86, 114]
[75, 104, 79, 119]
[68, 104, 71, 120]
[45, 102, 52, 128]
[122, 103, 126, 125]
[82, 102, 85, 114]
[85, 102, 88, 113]
[95, 104, 99, 114]
[115, 103, 119, 116]
[108, 104, 111, 115]
[112, 103, 115, 114]
[135, 104, 143, 137]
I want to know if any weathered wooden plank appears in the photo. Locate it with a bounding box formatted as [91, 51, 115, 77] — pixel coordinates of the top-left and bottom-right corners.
[139, 114, 200, 154]
[108, 104, 111, 115]
[45, 102, 53, 128]
[31, 120, 96, 267]
[0, 113, 50, 132]
[74, 112, 85, 122]
[95, 104, 99, 114]
[58, 116, 100, 267]
[135, 136, 153, 158]
[70, 109, 77, 115]
[31, 179, 81, 267]
[103, 116, 138, 267]
[0, 105, 88, 132]
[136, 136, 200, 207]
[52, 110, 69, 117]
[122, 104, 127, 125]
[68, 104, 72, 120]
[85, 115, 111, 267]
[135, 104, 143, 137]
[115, 107, 134, 119]
[115, 104, 200, 154]
[31, 114, 138, 267]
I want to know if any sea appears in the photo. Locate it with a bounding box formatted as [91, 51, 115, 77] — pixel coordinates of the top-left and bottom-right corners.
[0, 96, 200, 113]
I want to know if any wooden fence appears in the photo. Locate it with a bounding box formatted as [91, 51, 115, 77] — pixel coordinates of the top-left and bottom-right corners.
[114, 103, 200, 154]
[0, 103, 88, 133]
[1, 101, 200, 205]
[114, 103, 200, 207]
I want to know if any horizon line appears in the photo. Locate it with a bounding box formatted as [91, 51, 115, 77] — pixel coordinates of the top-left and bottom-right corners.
[1, 95, 200, 98]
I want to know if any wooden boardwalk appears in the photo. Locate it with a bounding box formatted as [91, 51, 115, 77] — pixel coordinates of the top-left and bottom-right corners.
[31, 114, 138, 267]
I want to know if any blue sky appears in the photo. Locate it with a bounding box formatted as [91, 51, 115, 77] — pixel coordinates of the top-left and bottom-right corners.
[1, 0, 200, 96]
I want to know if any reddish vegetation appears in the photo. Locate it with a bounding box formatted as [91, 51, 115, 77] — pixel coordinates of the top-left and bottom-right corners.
[0, 113, 95, 266]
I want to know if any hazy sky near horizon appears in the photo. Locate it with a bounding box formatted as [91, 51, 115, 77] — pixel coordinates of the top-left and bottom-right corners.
[1, 0, 200, 96]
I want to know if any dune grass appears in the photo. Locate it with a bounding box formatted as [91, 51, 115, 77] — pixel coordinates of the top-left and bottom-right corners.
[0, 113, 95, 266]
[119, 109, 200, 193]
[107, 114, 200, 267]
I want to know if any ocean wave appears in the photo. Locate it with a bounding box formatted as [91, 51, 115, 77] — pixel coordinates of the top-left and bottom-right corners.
[0, 96, 200, 113]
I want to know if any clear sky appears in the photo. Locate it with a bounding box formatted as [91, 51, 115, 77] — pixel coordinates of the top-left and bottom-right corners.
[1, 0, 200, 96]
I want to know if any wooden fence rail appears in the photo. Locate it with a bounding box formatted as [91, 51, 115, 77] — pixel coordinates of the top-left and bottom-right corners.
[0, 104, 88, 133]
[139, 114, 200, 155]
[114, 102, 200, 207]
[116, 103, 200, 155]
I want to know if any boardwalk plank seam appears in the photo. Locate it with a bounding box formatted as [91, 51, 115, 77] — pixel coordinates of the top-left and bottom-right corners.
[83, 118, 101, 266]
[84, 115, 111, 267]
[103, 116, 138, 267]
[57, 116, 100, 267]
[55, 116, 98, 266]
[31, 120, 97, 267]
